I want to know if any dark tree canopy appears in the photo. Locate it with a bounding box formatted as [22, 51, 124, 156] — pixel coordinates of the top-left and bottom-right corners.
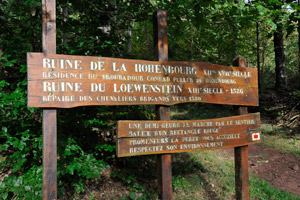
[0, 0, 299, 199]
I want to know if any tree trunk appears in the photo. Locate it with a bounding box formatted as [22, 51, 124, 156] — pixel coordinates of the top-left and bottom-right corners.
[256, 21, 261, 92]
[127, 23, 132, 55]
[233, 0, 239, 58]
[273, 24, 287, 89]
[62, 4, 68, 53]
[298, 0, 300, 89]
[261, 45, 266, 87]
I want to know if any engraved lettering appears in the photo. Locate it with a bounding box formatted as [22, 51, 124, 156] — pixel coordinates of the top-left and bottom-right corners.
[43, 58, 82, 69]
[43, 81, 82, 92]
[91, 83, 106, 92]
[90, 61, 105, 70]
[112, 62, 127, 71]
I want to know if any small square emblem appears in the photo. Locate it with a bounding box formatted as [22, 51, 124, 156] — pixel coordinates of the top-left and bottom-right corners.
[252, 133, 260, 141]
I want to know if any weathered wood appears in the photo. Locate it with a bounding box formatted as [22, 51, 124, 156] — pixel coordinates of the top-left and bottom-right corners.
[118, 113, 260, 139]
[27, 53, 258, 108]
[42, 0, 57, 200]
[156, 106, 172, 200]
[43, 109, 57, 199]
[233, 56, 250, 200]
[117, 113, 261, 157]
[235, 146, 249, 200]
[42, 1, 56, 53]
[154, 10, 172, 200]
[157, 153, 172, 200]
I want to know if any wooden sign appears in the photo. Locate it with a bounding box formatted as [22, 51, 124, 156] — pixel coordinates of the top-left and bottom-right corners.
[117, 113, 260, 157]
[27, 53, 258, 108]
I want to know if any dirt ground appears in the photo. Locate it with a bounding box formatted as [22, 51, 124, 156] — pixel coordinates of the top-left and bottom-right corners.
[87, 143, 300, 199]
[222, 143, 300, 197]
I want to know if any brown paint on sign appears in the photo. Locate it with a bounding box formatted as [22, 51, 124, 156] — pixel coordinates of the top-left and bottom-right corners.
[27, 53, 258, 108]
[117, 113, 260, 157]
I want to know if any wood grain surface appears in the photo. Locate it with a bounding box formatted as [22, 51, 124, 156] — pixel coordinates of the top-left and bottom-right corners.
[42, 0, 57, 199]
[153, 10, 173, 200]
[27, 53, 258, 108]
[233, 56, 250, 200]
[117, 113, 260, 157]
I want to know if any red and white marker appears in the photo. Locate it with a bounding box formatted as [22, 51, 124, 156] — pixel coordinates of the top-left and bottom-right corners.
[252, 133, 260, 141]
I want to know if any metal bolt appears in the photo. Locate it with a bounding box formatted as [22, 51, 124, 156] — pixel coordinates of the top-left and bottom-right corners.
[47, 22, 53, 30]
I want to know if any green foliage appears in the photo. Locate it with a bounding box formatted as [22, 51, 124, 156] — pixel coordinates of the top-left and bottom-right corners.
[172, 175, 191, 190]
[1, 0, 300, 198]
[171, 150, 300, 199]
[121, 193, 150, 200]
[0, 166, 43, 200]
[261, 129, 300, 157]
[250, 177, 299, 200]
[112, 171, 152, 200]
[111, 171, 136, 184]
[0, 49, 42, 199]
[0, 0, 155, 198]
[62, 139, 109, 179]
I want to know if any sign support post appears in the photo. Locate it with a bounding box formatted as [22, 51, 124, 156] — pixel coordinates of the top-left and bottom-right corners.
[153, 10, 173, 200]
[29, 4, 259, 198]
[42, 0, 57, 199]
[233, 56, 250, 200]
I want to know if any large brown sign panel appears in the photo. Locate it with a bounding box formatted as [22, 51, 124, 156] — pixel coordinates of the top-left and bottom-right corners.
[27, 53, 258, 108]
[117, 113, 261, 157]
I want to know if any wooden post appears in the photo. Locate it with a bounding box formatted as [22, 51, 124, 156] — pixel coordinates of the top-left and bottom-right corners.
[153, 10, 173, 200]
[42, 0, 57, 199]
[233, 56, 249, 200]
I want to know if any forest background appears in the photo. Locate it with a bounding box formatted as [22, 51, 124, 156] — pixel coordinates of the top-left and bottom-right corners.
[0, 0, 300, 199]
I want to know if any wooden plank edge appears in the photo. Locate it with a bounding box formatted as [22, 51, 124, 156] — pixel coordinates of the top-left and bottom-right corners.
[117, 113, 261, 138]
[27, 52, 259, 73]
[117, 140, 260, 157]
[27, 98, 259, 108]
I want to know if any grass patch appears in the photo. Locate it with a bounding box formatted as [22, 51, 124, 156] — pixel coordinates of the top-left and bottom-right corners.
[168, 106, 299, 199]
[170, 150, 299, 200]
[261, 124, 300, 157]
[250, 177, 300, 200]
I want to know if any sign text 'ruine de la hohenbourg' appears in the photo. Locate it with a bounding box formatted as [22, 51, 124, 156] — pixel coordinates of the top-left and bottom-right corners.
[117, 113, 261, 157]
[27, 53, 258, 108]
